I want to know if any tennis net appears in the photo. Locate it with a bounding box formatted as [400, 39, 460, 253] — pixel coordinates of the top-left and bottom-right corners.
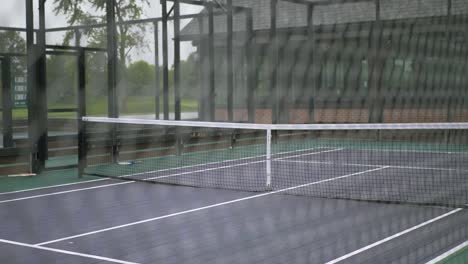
[79, 117, 468, 208]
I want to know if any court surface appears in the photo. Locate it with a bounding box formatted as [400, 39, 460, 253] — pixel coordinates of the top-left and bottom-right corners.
[1, 147, 467, 264]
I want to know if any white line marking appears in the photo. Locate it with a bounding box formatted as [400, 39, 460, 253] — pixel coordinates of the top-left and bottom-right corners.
[0, 182, 132, 204]
[0, 179, 108, 196]
[145, 160, 266, 180]
[276, 148, 344, 161]
[325, 208, 464, 264]
[276, 159, 468, 173]
[358, 148, 468, 156]
[36, 166, 388, 246]
[110, 147, 324, 179]
[426, 240, 468, 264]
[0, 148, 323, 201]
[0, 238, 138, 264]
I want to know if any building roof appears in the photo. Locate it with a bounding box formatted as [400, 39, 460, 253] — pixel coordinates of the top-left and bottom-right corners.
[180, 0, 468, 37]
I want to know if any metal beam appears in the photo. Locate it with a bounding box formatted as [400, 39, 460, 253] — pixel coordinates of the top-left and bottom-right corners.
[154, 22, 160, 120]
[77, 47, 87, 177]
[197, 15, 206, 120]
[270, 0, 279, 124]
[45, 11, 241, 33]
[25, 0, 37, 173]
[1, 57, 14, 148]
[208, 5, 215, 121]
[46, 45, 106, 52]
[227, 0, 234, 122]
[174, 0, 181, 121]
[162, 0, 170, 120]
[281, 0, 373, 6]
[246, 10, 256, 123]
[106, 0, 119, 163]
[307, 4, 315, 123]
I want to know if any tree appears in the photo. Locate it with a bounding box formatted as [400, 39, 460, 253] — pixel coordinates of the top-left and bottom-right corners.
[0, 31, 27, 78]
[53, 0, 151, 112]
[127, 60, 154, 96]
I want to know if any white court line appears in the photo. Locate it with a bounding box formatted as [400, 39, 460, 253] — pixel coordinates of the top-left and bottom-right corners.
[276, 159, 468, 173]
[0, 238, 138, 264]
[35, 166, 388, 246]
[0, 178, 108, 196]
[275, 148, 344, 161]
[426, 240, 468, 264]
[0, 159, 267, 204]
[0, 182, 132, 204]
[145, 160, 266, 180]
[111, 146, 327, 180]
[0, 147, 323, 202]
[357, 148, 468, 156]
[325, 208, 464, 264]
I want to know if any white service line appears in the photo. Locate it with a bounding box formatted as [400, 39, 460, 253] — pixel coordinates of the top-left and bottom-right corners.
[0, 178, 108, 196]
[0, 238, 138, 264]
[0, 181, 132, 204]
[275, 148, 344, 161]
[145, 160, 266, 180]
[112, 146, 324, 179]
[358, 147, 468, 155]
[325, 208, 464, 264]
[426, 240, 468, 264]
[35, 166, 388, 246]
[276, 159, 468, 173]
[0, 147, 324, 203]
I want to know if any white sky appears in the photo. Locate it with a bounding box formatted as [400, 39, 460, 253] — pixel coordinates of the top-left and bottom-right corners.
[0, 0, 203, 64]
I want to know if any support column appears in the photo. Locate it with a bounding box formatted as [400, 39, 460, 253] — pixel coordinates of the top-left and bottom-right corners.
[106, 0, 119, 162]
[1, 57, 13, 148]
[174, 0, 181, 121]
[246, 10, 256, 123]
[307, 5, 315, 123]
[208, 5, 215, 121]
[368, 0, 384, 123]
[162, 0, 170, 120]
[154, 22, 160, 120]
[77, 48, 87, 177]
[270, 0, 278, 124]
[197, 16, 206, 121]
[226, 0, 234, 122]
[26, 0, 36, 172]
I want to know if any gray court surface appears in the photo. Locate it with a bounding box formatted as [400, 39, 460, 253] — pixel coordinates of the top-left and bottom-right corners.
[1, 148, 467, 263]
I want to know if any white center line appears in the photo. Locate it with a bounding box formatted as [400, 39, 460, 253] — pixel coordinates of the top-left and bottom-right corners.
[325, 208, 464, 264]
[35, 166, 388, 246]
[0, 238, 138, 264]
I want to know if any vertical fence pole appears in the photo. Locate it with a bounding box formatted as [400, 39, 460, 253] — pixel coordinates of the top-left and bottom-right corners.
[77, 48, 87, 178]
[1, 56, 14, 148]
[154, 22, 160, 120]
[227, 0, 234, 122]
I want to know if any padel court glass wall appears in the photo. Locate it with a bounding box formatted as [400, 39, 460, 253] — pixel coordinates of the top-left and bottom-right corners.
[0, 0, 467, 176]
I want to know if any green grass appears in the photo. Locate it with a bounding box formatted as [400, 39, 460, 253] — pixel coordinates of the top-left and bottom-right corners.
[2, 96, 199, 120]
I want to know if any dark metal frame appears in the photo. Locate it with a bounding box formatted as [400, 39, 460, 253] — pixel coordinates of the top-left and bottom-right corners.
[0, 56, 14, 148]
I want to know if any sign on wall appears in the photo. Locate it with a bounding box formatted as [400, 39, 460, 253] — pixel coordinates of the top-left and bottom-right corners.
[12, 76, 27, 108]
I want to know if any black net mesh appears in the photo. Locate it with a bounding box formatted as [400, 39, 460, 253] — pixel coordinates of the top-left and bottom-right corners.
[82, 119, 468, 208]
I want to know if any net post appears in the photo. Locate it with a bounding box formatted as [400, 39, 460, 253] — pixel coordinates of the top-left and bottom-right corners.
[266, 128, 272, 189]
